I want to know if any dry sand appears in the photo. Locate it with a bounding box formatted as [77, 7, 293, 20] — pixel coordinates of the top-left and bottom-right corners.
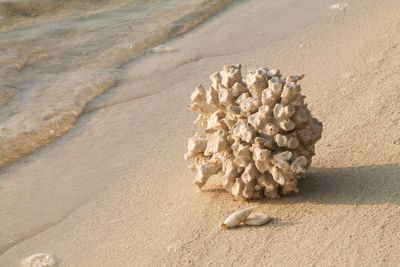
[1, 0, 400, 266]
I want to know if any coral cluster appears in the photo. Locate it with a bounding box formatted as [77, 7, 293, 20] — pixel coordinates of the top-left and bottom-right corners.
[185, 64, 322, 200]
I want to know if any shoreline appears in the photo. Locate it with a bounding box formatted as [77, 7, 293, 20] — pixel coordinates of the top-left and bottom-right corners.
[0, 0, 233, 169]
[1, 0, 400, 266]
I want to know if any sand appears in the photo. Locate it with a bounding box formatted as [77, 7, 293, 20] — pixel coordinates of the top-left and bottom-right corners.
[1, 0, 400, 266]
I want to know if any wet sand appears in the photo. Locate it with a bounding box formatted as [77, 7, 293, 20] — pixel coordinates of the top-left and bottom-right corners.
[1, 0, 400, 266]
[0, 0, 231, 167]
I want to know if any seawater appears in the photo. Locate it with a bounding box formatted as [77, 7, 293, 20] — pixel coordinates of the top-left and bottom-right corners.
[0, 0, 232, 166]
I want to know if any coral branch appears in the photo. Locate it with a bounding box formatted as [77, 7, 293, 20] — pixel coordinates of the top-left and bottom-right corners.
[186, 65, 322, 200]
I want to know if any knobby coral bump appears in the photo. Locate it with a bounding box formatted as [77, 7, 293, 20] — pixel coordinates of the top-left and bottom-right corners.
[185, 64, 323, 200]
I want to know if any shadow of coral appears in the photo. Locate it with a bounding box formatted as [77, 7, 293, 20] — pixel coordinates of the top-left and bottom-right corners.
[204, 164, 400, 205]
[295, 164, 400, 205]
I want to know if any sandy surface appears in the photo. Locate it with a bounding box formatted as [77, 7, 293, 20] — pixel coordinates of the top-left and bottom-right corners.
[1, 0, 400, 266]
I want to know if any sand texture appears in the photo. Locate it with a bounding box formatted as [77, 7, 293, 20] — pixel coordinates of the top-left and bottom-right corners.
[1, 0, 400, 266]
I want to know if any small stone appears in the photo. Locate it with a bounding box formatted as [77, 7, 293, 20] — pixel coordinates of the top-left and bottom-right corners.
[329, 3, 349, 11]
[167, 244, 178, 252]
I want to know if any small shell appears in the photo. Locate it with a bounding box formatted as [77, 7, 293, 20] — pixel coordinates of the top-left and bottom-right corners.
[329, 3, 349, 11]
[220, 206, 256, 229]
[151, 45, 176, 53]
[243, 213, 272, 226]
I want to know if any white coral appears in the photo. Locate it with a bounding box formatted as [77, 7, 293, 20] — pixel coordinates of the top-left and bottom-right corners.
[22, 253, 57, 267]
[186, 65, 322, 200]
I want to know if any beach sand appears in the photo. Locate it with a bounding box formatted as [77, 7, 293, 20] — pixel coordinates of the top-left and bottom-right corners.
[1, 0, 400, 266]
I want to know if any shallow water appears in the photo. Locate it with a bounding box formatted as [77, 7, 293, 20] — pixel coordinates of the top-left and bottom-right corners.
[0, 0, 232, 166]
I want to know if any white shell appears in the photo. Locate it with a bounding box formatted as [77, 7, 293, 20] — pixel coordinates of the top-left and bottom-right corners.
[329, 3, 349, 11]
[151, 45, 176, 53]
[221, 206, 256, 229]
[243, 213, 272, 226]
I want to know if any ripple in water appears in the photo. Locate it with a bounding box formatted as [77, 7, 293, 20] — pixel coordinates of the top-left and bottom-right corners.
[0, 0, 232, 166]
